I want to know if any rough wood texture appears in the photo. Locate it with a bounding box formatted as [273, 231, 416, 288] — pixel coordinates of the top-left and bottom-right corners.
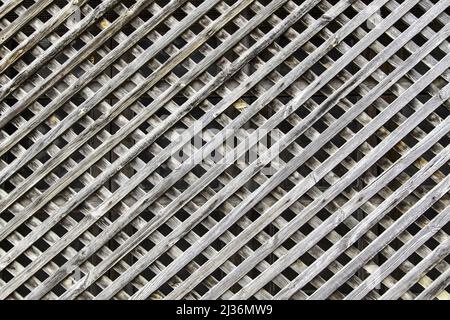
[0, 0, 449, 300]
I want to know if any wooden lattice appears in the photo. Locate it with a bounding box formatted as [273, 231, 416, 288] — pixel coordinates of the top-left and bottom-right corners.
[0, 0, 449, 300]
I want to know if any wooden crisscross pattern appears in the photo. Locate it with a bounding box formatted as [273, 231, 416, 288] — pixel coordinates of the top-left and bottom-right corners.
[0, 0, 449, 300]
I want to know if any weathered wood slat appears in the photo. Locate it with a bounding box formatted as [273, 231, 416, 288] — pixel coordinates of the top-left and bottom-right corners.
[207, 78, 450, 300]
[167, 10, 450, 300]
[0, 0, 160, 153]
[348, 207, 450, 300]
[274, 143, 450, 299]
[24, 0, 326, 300]
[0, 0, 288, 274]
[0, 0, 95, 89]
[0, 0, 22, 21]
[94, 0, 393, 299]
[310, 173, 450, 299]
[0, 2, 255, 282]
[0, 0, 240, 240]
[0, 0, 222, 185]
[0, 0, 449, 300]
[129, 1, 449, 300]
[416, 266, 450, 300]
[2, 0, 310, 298]
[0, 0, 54, 46]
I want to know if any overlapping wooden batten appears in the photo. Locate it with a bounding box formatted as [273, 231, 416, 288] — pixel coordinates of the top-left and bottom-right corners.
[0, 0, 449, 300]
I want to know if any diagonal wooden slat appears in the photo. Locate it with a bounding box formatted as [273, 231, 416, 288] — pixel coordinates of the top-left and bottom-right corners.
[310, 173, 450, 299]
[0, 0, 288, 280]
[0, 0, 22, 21]
[26, 0, 326, 300]
[168, 7, 450, 300]
[0, 0, 162, 153]
[0, 0, 449, 300]
[0, 0, 54, 46]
